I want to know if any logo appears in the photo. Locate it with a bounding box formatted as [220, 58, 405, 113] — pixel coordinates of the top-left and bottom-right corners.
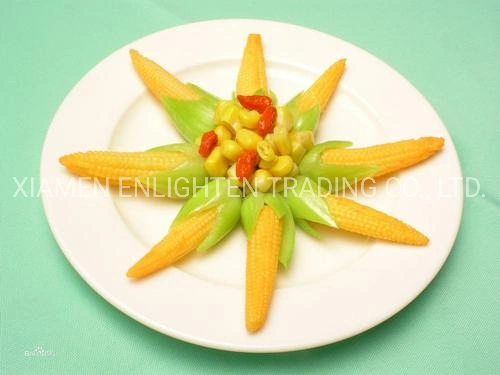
[24, 346, 55, 357]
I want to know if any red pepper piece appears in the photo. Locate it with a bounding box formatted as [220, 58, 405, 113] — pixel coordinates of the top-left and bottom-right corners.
[237, 95, 272, 114]
[256, 106, 277, 137]
[198, 130, 218, 157]
[236, 150, 259, 181]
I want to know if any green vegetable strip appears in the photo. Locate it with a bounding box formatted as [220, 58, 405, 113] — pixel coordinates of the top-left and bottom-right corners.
[163, 84, 220, 143]
[300, 141, 379, 190]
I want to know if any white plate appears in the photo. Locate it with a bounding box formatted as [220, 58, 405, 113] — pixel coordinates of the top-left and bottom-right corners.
[40, 19, 463, 352]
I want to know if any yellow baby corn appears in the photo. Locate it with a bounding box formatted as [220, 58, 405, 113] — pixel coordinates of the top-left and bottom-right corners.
[299, 59, 346, 114]
[129, 49, 200, 101]
[59, 150, 189, 185]
[127, 208, 217, 279]
[236, 34, 268, 96]
[324, 195, 428, 245]
[322, 137, 444, 178]
[246, 206, 282, 332]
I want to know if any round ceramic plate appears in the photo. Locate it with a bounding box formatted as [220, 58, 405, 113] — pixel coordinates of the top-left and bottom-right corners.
[40, 19, 463, 352]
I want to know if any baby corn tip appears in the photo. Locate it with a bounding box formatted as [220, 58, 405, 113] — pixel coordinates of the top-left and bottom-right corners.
[246, 320, 262, 333]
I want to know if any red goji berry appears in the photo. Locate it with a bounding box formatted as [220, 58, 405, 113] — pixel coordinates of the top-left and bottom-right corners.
[236, 150, 259, 181]
[237, 95, 272, 114]
[198, 130, 218, 157]
[256, 106, 277, 137]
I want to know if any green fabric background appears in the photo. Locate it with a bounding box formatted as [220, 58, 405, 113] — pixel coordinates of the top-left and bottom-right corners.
[1, 1, 499, 374]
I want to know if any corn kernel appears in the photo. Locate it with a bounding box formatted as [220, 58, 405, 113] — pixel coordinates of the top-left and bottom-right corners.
[264, 134, 279, 155]
[273, 126, 291, 155]
[251, 169, 273, 192]
[214, 125, 233, 144]
[232, 121, 244, 133]
[257, 140, 277, 162]
[235, 129, 263, 150]
[227, 164, 243, 187]
[215, 101, 239, 125]
[269, 155, 294, 176]
[219, 121, 236, 136]
[259, 158, 277, 169]
[204, 147, 228, 177]
[289, 130, 315, 150]
[239, 109, 260, 129]
[276, 107, 294, 131]
[214, 101, 230, 124]
[221, 139, 244, 162]
[290, 141, 306, 163]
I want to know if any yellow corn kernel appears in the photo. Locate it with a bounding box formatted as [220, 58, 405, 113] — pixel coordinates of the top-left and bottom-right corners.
[204, 147, 228, 177]
[129, 50, 199, 101]
[59, 151, 189, 185]
[246, 206, 282, 332]
[273, 126, 291, 155]
[221, 139, 244, 162]
[214, 101, 230, 123]
[257, 140, 277, 162]
[219, 121, 236, 136]
[287, 163, 299, 177]
[235, 129, 263, 150]
[127, 208, 217, 279]
[324, 195, 428, 245]
[232, 121, 244, 133]
[269, 155, 294, 177]
[264, 133, 279, 155]
[251, 169, 274, 193]
[322, 137, 445, 178]
[214, 125, 233, 144]
[259, 159, 277, 169]
[227, 164, 243, 187]
[237, 34, 268, 96]
[289, 130, 315, 150]
[214, 101, 240, 125]
[239, 109, 260, 129]
[299, 58, 346, 114]
[276, 107, 294, 131]
[290, 141, 306, 163]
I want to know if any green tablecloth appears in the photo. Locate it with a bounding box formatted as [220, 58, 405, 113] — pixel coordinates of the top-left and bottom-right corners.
[1, 1, 499, 374]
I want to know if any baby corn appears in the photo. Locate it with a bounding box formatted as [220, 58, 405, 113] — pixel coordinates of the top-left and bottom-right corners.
[236, 34, 268, 96]
[246, 206, 282, 332]
[127, 208, 217, 279]
[299, 59, 345, 114]
[130, 49, 200, 101]
[59, 150, 189, 185]
[322, 137, 444, 178]
[324, 195, 428, 245]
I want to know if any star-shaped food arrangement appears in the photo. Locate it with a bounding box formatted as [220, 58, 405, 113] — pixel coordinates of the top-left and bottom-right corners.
[60, 34, 444, 332]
